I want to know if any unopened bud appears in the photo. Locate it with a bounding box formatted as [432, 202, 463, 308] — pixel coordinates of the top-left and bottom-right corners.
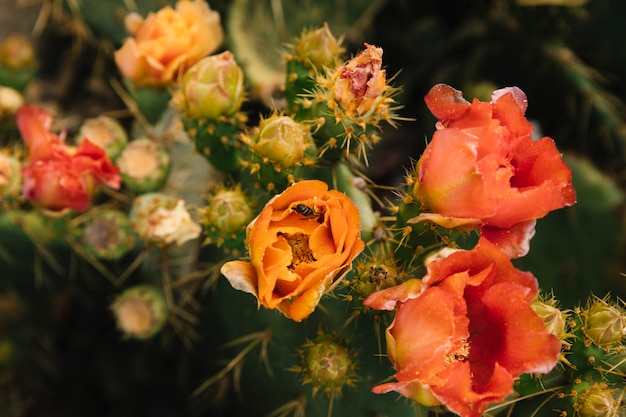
[300, 335, 356, 396]
[204, 186, 252, 235]
[249, 114, 316, 171]
[76, 115, 128, 161]
[293, 23, 344, 68]
[117, 138, 170, 193]
[532, 296, 569, 341]
[0, 34, 37, 91]
[352, 258, 402, 299]
[180, 51, 245, 120]
[111, 284, 167, 340]
[584, 298, 626, 347]
[573, 382, 617, 417]
[0, 152, 21, 198]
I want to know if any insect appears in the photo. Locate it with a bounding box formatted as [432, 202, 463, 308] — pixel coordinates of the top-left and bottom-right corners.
[292, 202, 325, 223]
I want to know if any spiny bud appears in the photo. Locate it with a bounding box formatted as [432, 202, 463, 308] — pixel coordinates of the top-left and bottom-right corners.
[532, 295, 569, 342]
[0, 34, 37, 91]
[572, 382, 617, 417]
[116, 138, 171, 193]
[179, 51, 245, 120]
[352, 257, 402, 299]
[293, 23, 344, 68]
[111, 284, 168, 340]
[78, 209, 136, 260]
[0, 86, 23, 118]
[76, 115, 128, 161]
[247, 114, 316, 172]
[584, 297, 626, 347]
[129, 193, 201, 247]
[201, 185, 252, 252]
[0, 151, 21, 199]
[297, 334, 357, 397]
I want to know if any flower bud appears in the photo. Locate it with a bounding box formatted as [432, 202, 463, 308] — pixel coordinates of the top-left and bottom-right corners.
[531, 296, 569, 342]
[293, 23, 344, 68]
[0, 337, 19, 368]
[76, 115, 128, 161]
[0, 152, 22, 199]
[79, 209, 136, 260]
[248, 114, 316, 171]
[129, 193, 201, 247]
[0, 86, 24, 118]
[299, 334, 356, 396]
[573, 382, 617, 417]
[584, 298, 626, 347]
[111, 284, 167, 340]
[180, 51, 245, 120]
[116, 138, 170, 193]
[203, 186, 253, 236]
[0, 34, 37, 91]
[352, 258, 402, 299]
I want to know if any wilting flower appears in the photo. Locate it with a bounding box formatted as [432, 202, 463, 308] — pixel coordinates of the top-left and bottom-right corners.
[221, 180, 365, 322]
[178, 51, 245, 120]
[364, 238, 560, 417]
[114, 0, 223, 87]
[141, 198, 201, 246]
[411, 84, 576, 257]
[16, 105, 121, 212]
[331, 43, 386, 118]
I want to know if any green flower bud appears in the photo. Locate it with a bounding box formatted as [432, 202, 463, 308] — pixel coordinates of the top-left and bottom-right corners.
[76, 115, 128, 161]
[117, 138, 170, 193]
[352, 257, 402, 299]
[0, 86, 24, 118]
[531, 296, 569, 342]
[584, 298, 626, 347]
[572, 382, 617, 417]
[180, 51, 244, 120]
[0, 151, 22, 198]
[79, 209, 136, 260]
[204, 186, 252, 235]
[0, 34, 37, 91]
[111, 284, 168, 340]
[293, 23, 344, 68]
[299, 334, 356, 397]
[248, 114, 316, 171]
[0, 337, 19, 368]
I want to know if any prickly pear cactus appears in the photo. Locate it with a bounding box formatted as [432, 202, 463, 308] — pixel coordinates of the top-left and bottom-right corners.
[2, 1, 626, 417]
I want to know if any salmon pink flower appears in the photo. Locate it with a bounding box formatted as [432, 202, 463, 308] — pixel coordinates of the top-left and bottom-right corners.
[412, 84, 575, 257]
[363, 238, 561, 417]
[114, 0, 223, 87]
[221, 180, 365, 322]
[16, 105, 120, 212]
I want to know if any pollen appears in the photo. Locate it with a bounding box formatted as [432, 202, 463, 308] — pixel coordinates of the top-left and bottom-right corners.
[278, 231, 317, 269]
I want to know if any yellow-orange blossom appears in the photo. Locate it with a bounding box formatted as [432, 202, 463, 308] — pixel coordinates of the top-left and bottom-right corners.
[221, 180, 364, 322]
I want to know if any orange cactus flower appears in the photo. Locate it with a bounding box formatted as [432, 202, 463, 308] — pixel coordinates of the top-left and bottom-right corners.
[114, 0, 223, 87]
[221, 180, 365, 322]
[16, 105, 120, 212]
[364, 238, 561, 417]
[412, 84, 576, 257]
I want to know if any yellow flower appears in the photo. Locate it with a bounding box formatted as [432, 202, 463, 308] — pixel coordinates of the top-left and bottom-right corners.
[114, 0, 223, 87]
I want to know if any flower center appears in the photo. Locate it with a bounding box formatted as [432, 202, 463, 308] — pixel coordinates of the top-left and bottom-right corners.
[445, 338, 470, 365]
[278, 231, 317, 270]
